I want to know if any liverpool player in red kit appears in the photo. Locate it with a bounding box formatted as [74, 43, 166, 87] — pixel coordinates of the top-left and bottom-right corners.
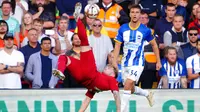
[57, 18, 121, 112]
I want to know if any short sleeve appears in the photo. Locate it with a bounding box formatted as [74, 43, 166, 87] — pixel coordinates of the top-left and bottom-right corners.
[144, 28, 154, 42]
[186, 56, 193, 68]
[159, 59, 167, 76]
[85, 90, 95, 99]
[114, 26, 123, 43]
[109, 77, 119, 92]
[17, 51, 25, 63]
[179, 59, 187, 76]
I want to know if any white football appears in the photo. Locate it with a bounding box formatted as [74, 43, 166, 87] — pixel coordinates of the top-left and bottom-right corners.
[84, 4, 100, 19]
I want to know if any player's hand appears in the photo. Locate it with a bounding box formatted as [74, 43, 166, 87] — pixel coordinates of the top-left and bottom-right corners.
[156, 62, 162, 70]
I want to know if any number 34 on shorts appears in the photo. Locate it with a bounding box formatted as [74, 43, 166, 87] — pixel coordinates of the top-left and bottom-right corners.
[122, 66, 144, 83]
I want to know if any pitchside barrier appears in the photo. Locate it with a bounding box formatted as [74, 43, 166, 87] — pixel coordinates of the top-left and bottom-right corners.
[0, 89, 199, 112]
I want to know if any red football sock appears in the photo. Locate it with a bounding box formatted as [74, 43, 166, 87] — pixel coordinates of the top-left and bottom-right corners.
[58, 55, 68, 73]
[77, 18, 89, 46]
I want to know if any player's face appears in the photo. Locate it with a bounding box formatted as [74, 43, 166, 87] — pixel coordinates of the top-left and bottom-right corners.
[167, 49, 177, 64]
[140, 14, 149, 25]
[4, 38, 14, 49]
[72, 34, 81, 46]
[59, 19, 68, 31]
[130, 8, 141, 23]
[41, 40, 51, 51]
[173, 16, 184, 30]
[2, 4, 11, 16]
[188, 30, 198, 43]
[103, 65, 115, 77]
[165, 6, 176, 19]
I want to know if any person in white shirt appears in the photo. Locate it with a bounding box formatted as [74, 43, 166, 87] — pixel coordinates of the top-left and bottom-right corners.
[88, 19, 113, 72]
[57, 16, 74, 54]
[186, 38, 200, 88]
[0, 33, 24, 88]
[12, 0, 29, 25]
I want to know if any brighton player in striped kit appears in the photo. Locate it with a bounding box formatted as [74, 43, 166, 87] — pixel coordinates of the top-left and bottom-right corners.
[112, 4, 162, 112]
[158, 46, 187, 89]
[186, 38, 200, 88]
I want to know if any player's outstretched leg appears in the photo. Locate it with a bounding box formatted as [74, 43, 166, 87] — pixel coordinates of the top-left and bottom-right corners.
[77, 18, 89, 46]
[134, 86, 155, 107]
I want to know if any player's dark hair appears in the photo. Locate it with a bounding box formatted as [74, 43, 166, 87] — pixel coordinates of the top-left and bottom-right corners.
[71, 33, 78, 41]
[128, 4, 141, 12]
[188, 27, 198, 32]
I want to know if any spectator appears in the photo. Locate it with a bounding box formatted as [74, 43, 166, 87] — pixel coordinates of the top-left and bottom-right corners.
[28, 0, 56, 29]
[21, 18, 55, 47]
[154, 3, 175, 50]
[63, 33, 83, 88]
[179, 0, 188, 7]
[20, 12, 33, 44]
[75, 14, 108, 37]
[25, 37, 59, 88]
[11, 0, 29, 25]
[189, 3, 199, 23]
[0, 33, 24, 89]
[138, 0, 163, 28]
[178, 27, 198, 61]
[97, 0, 129, 43]
[0, 20, 18, 49]
[161, 0, 187, 21]
[57, 16, 74, 54]
[0, 1, 20, 45]
[188, 7, 200, 33]
[158, 46, 187, 89]
[19, 28, 61, 69]
[186, 38, 200, 88]
[163, 14, 188, 47]
[88, 19, 113, 72]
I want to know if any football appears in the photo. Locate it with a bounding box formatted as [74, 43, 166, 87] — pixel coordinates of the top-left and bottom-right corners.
[84, 4, 100, 19]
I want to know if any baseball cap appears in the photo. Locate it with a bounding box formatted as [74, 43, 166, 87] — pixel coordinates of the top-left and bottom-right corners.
[3, 33, 14, 40]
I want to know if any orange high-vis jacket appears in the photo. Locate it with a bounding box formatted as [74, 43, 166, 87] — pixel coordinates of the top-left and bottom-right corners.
[97, 4, 122, 39]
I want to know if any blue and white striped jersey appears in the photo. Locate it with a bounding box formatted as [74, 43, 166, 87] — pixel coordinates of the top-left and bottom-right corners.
[115, 23, 154, 67]
[186, 54, 200, 88]
[159, 58, 187, 89]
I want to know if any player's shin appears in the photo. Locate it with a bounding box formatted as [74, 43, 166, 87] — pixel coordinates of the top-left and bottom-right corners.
[113, 91, 121, 112]
[121, 90, 131, 112]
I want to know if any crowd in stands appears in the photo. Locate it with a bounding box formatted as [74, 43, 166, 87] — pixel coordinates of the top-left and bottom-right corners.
[0, 0, 200, 89]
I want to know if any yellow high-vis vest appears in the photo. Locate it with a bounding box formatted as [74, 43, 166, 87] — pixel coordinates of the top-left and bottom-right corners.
[97, 4, 122, 38]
